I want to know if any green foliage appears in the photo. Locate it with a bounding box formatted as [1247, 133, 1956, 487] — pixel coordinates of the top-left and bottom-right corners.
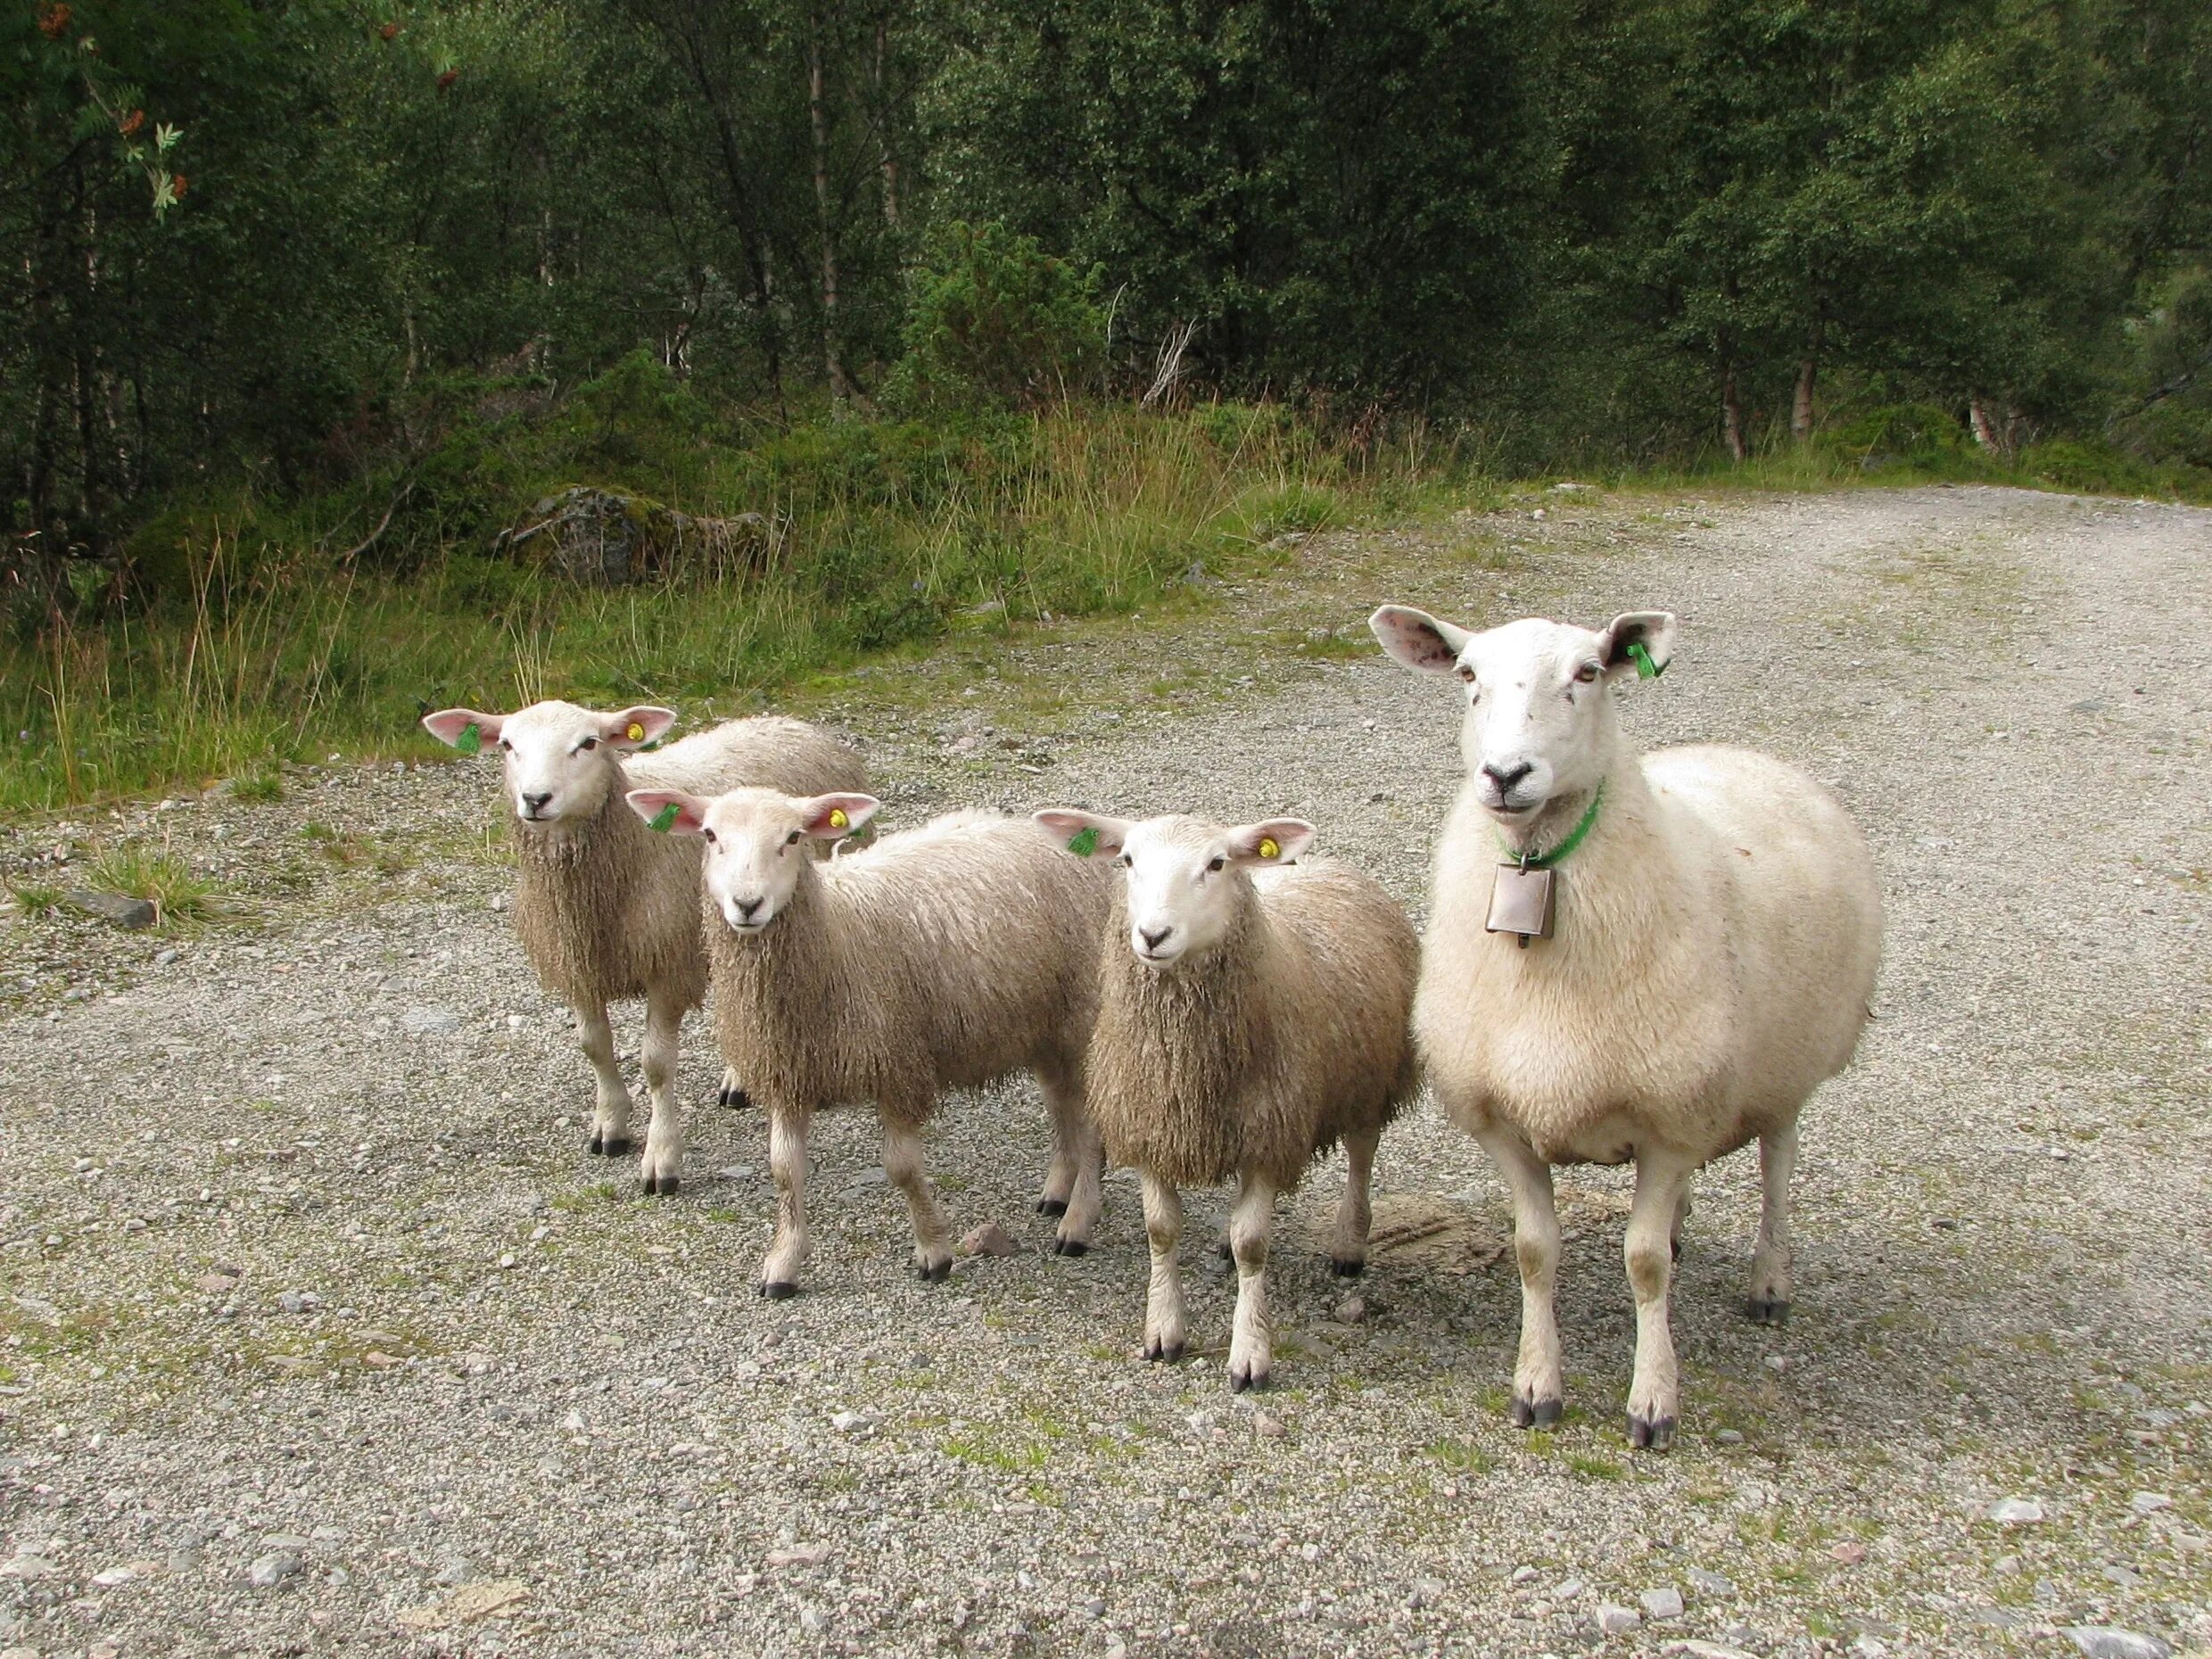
[890, 223, 1108, 411]
[1825, 404, 1973, 467]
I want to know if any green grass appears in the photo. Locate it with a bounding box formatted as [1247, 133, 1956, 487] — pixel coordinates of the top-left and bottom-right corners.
[82, 846, 231, 927]
[0, 401, 1462, 813]
[4, 876, 64, 914]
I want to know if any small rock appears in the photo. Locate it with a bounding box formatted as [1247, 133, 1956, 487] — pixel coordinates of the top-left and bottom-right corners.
[64, 889, 154, 930]
[153, 948, 179, 966]
[1663, 1645, 1760, 1659]
[1597, 1603, 1641, 1634]
[1251, 1410, 1286, 1440]
[1712, 1429, 1744, 1445]
[431, 1555, 475, 1587]
[1853, 1638, 1888, 1658]
[959, 1221, 1019, 1258]
[400, 1006, 463, 1036]
[1554, 1578, 1586, 1599]
[1334, 1294, 1367, 1324]
[1687, 1567, 1736, 1597]
[1407, 1576, 1447, 1609]
[194, 1273, 235, 1294]
[766, 1542, 830, 1568]
[1989, 1496, 2045, 1524]
[1510, 1564, 1539, 1585]
[2063, 1630, 2171, 1659]
[830, 1410, 871, 1434]
[90, 1565, 135, 1588]
[2127, 1491, 2172, 1515]
[1641, 1587, 1685, 1620]
[1829, 1541, 1868, 1564]
[261, 1534, 311, 1550]
[276, 1291, 310, 1315]
[247, 1550, 302, 1589]
[0, 1555, 53, 1581]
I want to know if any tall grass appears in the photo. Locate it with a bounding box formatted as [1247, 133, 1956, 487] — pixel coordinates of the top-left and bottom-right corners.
[0, 404, 1459, 813]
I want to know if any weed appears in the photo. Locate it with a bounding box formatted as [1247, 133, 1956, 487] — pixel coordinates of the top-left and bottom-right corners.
[4, 878, 64, 914]
[1426, 1437, 1494, 1474]
[230, 771, 285, 803]
[83, 846, 234, 927]
[1565, 1453, 1623, 1480]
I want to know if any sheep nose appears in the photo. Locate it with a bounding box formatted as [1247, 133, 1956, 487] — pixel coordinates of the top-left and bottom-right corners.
[520, 791, 552, 816]
[1482, 761, 1533, 795]
[1139, 925, 1173, 951]
[735, 896, 763, 920]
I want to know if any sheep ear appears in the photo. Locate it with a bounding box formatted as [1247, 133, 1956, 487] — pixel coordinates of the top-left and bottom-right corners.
[803, 793, 879, 839]
[1228, 819, 1315, 865]
[423, 708, 504, 754]
[1034, 811, 1129, 858]
[603, 706, 678, 749]
[624, 789, 707, 836]
[1369, 606, 1472, 675]
[1599, 612, 1677, 682]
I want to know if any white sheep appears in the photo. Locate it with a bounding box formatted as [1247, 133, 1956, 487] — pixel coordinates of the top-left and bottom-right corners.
[1370, 605, 1882, 1449]
[1034, 809, 1421, 1391]
[421, 701, 868, 1193]
[619, 786, 1111, 1295]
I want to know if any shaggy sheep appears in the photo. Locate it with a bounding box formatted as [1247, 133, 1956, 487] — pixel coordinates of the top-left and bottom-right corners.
[421, 701, 867, 1193]
[620, 787, 1111, 1295]
[1370, 604, 1882, 1449]
[1035, 809, 1420, 1391]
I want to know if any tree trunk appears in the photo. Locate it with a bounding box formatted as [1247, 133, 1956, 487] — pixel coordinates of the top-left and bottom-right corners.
[1969, 394, 2000, 451]
[873, 19, 900, 228]
[1721, 360, 1746, 463]
[1791, 353, 1818, 443]
[808, 15, 852, 407]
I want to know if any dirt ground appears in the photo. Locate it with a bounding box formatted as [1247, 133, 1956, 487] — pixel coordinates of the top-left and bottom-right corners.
[3, 483, 2208, 1659]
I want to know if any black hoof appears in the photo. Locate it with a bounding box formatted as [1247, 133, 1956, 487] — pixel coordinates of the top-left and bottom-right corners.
[1036, 1197, 1069, 1218]
[1509, 1393, 1563, 1429]
[1329, 1257, 1366, 1278]
[1627, 1412, 1676, 1452]
[1143, 1340, 1184, 1365]
[758, 1281, 798, 1300]
[1052, 1238, 1089, 1258]
[1743, 1296, 1791, 1326]
[718, 1085, 751, 1110]
[914, 1260, 952, 1283]
[641, 1172, 680, 1197]
[586, 1130, 632, 1157]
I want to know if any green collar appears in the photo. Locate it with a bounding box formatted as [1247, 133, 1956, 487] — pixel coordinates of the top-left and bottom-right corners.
[1496, 782, 1605, 870]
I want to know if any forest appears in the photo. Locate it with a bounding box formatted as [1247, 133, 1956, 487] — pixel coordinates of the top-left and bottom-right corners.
[1, 0, 2207, 805]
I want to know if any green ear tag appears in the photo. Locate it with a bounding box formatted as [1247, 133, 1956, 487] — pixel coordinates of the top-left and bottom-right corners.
[1067, 826, 1099, 857]
[456, 722, 482, 755]
[1627, 640, 1663, 680]
[648, 803, 680, 833]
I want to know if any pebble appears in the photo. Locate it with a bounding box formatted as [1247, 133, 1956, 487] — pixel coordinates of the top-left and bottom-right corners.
[153, 948, 178, 965]
[400, 1006, 463, 1036]
[830, 1410, 871, 1434]
[2127, 1490, 2172, 1515]
[1510, 1564, 1539, 1585]
[1712, 1429, 1743, 1445]
[1640, 1586, 1684, 1620]
[246, 1550, 301, 1589]
[1989, 1496, 2045, 1523]
[1251, 1410, 1286, 1440]
[2063, 1630, 2171, 1659]
[1334, 1294, 1367, 1324]
[1853, 1638, 1889, 1658]
[1829, 1540, 1868, 1564]
[1552, 1578, 1585, 1599]
[1687, 1567, 1736, 1597]
[959, 1221, 1019, 1258]
[432, 1554, 475, 1586]
[1597, 1603, 1641, 1634]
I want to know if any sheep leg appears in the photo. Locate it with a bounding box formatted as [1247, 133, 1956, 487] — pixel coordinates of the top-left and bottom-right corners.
[1746, 1121, 1797, 1325]
[1139, 1173, 1186, 1364]
[1329, 1127, 1380, 1275]
[637, 990, 686, 1197]
[1036, 1055, 1103, 1255]
[881, 1118, 954, 1283]
[1625, 1153, 1696, 1452]
[1226, 1176, 1277, 1392]
[575, 1000, 633, 1157]
[1478, 1127, 1564, 1428]
[758, 1105, 812, 1299]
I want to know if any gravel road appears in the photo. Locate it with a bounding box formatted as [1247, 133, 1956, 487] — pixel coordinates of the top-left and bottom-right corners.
[3, 484, 2208, 1659]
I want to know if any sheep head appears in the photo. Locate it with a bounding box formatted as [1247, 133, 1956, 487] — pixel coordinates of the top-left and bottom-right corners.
[627, 786, 878, 934]
[1037, 810, 1312, 968]
[424, 699, 676, 828]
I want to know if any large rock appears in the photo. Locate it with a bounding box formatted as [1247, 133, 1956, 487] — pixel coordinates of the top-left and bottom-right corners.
[494, 488, 768, 586]
[64, 889, 154, 929]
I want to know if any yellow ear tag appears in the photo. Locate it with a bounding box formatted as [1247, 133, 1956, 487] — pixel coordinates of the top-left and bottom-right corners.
[625, 722, 646, 742]
[827, 807, 849, 830]
[1259, 837, 1280, 860]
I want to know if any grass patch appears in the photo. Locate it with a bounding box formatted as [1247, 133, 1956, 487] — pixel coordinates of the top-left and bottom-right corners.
[4, 877, 65, 914]
[1565, 1452, 1624, 1480]
[82, 846, 235, 927]
[229, 770, 285, 804]
[1426, 1437, 1494, 1474]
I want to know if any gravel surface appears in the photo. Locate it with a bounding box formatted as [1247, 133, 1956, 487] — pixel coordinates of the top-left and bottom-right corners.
[3, 484, 2208, 1659]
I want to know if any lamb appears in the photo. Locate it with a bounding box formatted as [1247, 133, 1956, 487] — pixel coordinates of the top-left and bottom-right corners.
[618, 786, 1112, 1295]
[1033, 808, 1421, 1391]
[421, 701, 868, 1194]
[1370, 604, 1882, 1450]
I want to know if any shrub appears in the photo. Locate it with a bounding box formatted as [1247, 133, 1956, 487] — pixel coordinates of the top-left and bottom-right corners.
[889, 223, 1108, 412]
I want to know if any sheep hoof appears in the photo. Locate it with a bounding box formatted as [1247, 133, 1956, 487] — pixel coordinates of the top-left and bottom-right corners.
[1036, 1196, 1069, 1217]
[1627, 1411, 1676, 1452]
[585, 1130, 631, 1157]
[914, 1260, 952, 1283]
[1328, 1257, 1366, 1278]
[1743, 1296, 1791, 1326]
[641, 1172, 680, 1197]
[718, 1085, 751, 1110]
[1509, 1393, 1563, 1430]
[1229, 1366, 1268, 1393]
[758, 1280, 799, 1300]
[1214, 1239, 1234, 1262]
[1051, 1238, 1089, 1258]
[1142, 1340, 1184, 1365]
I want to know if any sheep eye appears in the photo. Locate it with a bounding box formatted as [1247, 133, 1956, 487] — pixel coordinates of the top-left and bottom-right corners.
[578, 736, 598, 752]
[785, 830, 804, 846]
[1206, 855, 1226, 873]
[1116, 853, 1132, 869]
[1456, 664, 1476, 684]
[1573, 662, 1600, 685]
[702, 829, 716, 845]
[498, 738, 512, 753]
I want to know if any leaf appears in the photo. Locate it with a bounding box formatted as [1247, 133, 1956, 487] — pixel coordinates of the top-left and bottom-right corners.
[155, 122, 182, 152]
